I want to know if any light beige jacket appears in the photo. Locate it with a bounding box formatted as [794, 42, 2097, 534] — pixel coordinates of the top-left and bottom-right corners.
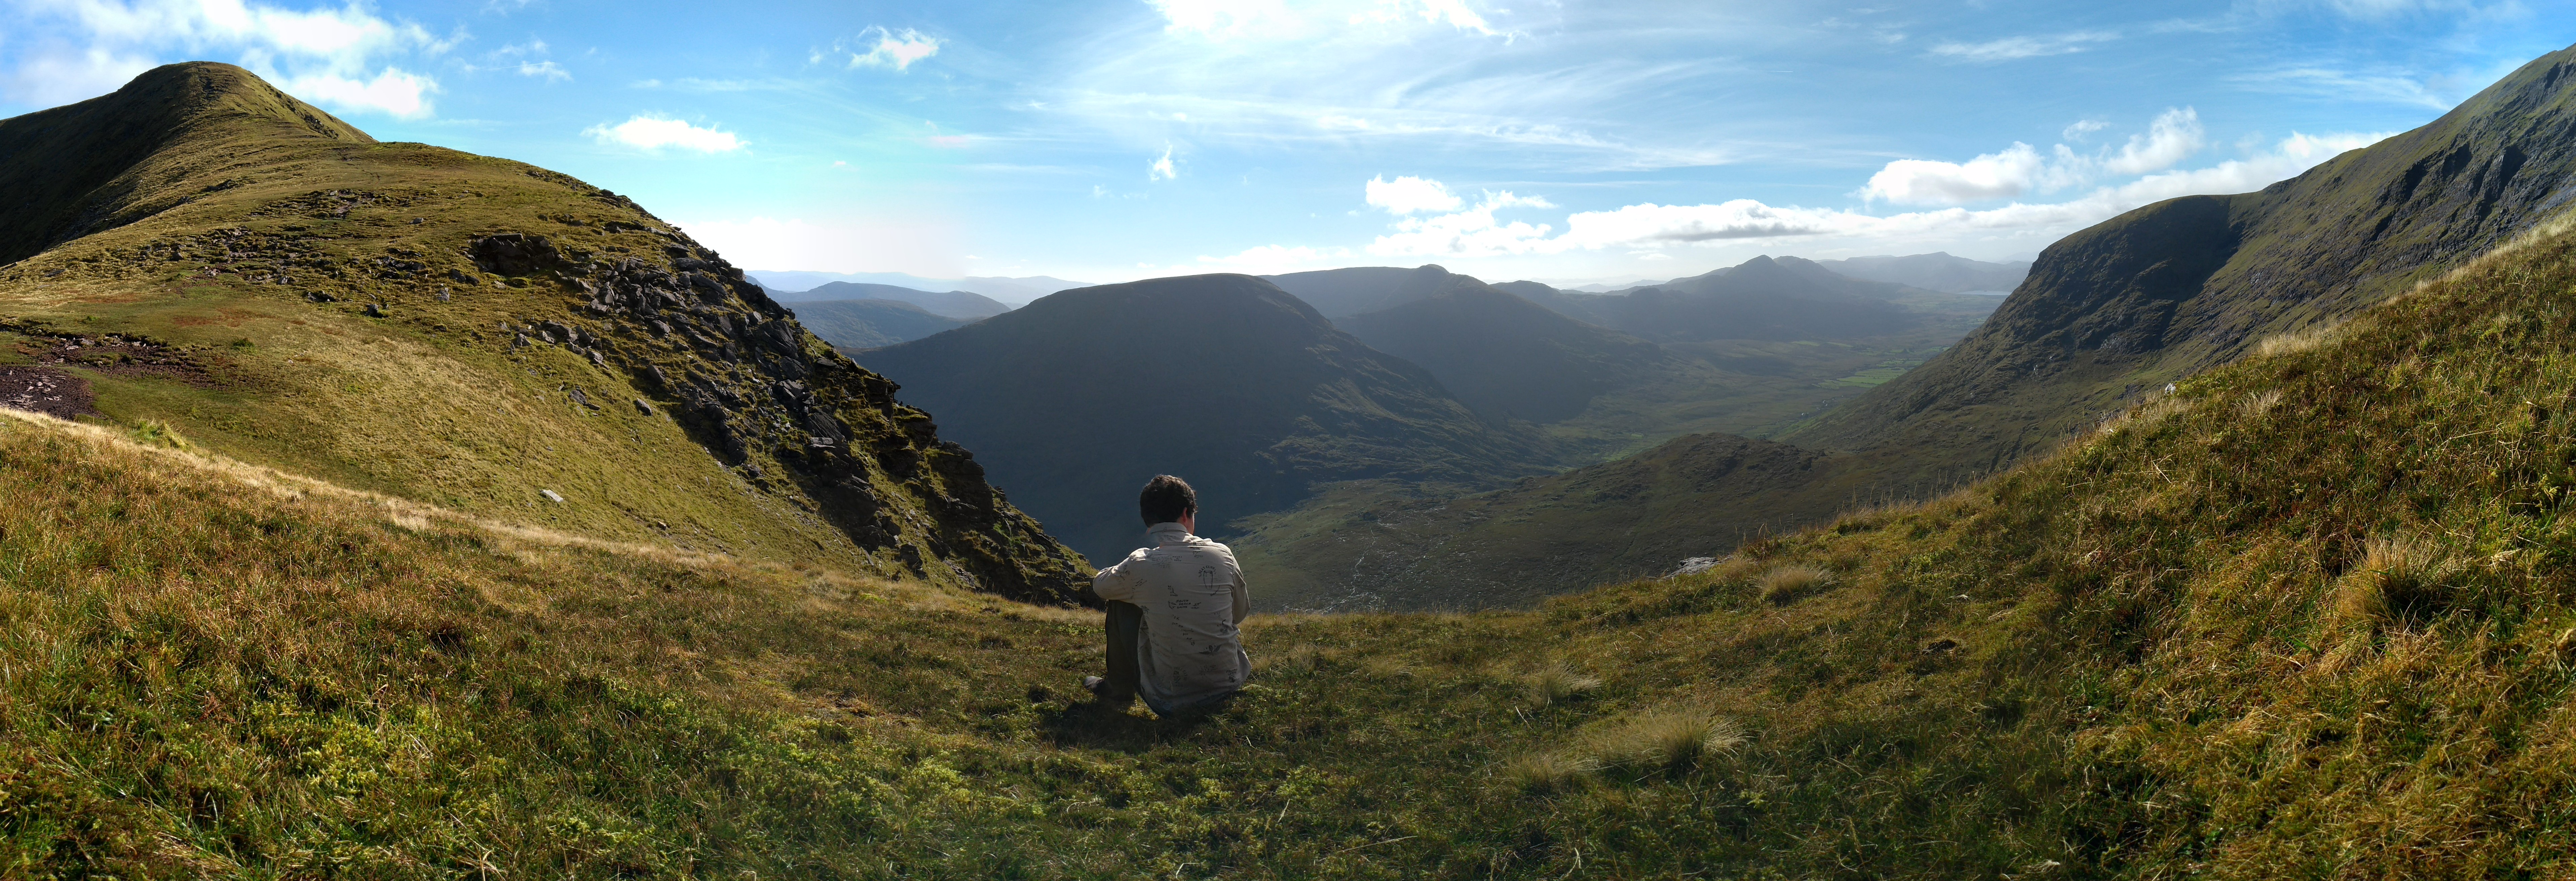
[1093, 523, 1251, 710]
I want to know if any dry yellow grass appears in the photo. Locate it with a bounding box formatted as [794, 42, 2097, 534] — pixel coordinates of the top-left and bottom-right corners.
[1522, 663, 1603, 708]
[1757, 564, 1831, 604]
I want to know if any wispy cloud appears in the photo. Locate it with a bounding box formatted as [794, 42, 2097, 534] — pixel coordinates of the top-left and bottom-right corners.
[584, 115, 747, 153]
[1359, 129, 2388, 260]
[1148, 145, 1177, 181]
[836, 26, 941, 71]
[2228, 65, 2466, 110]
[1365, 175, 1463, 214]
[1928, 30, 2119, 63]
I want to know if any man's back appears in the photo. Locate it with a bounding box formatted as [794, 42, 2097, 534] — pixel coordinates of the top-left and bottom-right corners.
[1092, 522, 1250, 712]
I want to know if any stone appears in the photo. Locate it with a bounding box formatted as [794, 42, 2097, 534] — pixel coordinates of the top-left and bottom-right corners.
[1668, 557, 1720, 577]
[437, 286, 451, 302]
[539, 489, 565, 503]
[633, 398, 654, 415]
[363, 303, 387, 318]
[448, 268, 479, 284]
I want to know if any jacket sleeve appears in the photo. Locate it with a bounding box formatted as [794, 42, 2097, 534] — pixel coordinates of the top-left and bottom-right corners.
[1092, 548, 1149, 603]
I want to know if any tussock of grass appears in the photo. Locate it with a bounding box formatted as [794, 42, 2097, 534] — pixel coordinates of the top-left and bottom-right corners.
[1501, 753, 1595, 795]
[2238, 388, 2284, 417]
[1587, 712, 1746, 770]
[1522, 663, 1602, 707]
[2329, 535, 2460, 629]
[1756, 564, 1831, 604]
[2254, 324, 2336, 357]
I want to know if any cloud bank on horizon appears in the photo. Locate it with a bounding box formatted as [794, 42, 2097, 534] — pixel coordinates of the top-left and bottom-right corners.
[0, 0, 2568, 283]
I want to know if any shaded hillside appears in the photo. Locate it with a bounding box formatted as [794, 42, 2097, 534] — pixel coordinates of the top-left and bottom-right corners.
[1813, 251, 2029, 293]
[854, 273, 1546, 563]
[1236, 432, 1860, 611]
[1335, 274, 1680, 424]
[1787, 43, 2576, 487]
[0, 63, 1090, 602]
[785, 280, 1010, 318]
[788, 298, 966, 348]
[1261, 264, 1455, 317]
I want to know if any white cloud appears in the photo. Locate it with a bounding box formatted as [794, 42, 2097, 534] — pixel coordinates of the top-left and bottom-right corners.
[1928, 30, 2119, 63]
[2062, 119, 2110, 141]
[1364, 175, 1463, 214]
[1148, 145, 1176, 180]
[1367, 189, 1557, 257]
[1, 0, 447, 116]
[513, 60, 568, 81]
[1860, 107, 2205, 206]
[1534, 130, 2392, 255]
[2102, 107, 2204, 175]
[280, 67, 437, 117]
[1861, 143, 2050, 205]
[584, 115, 746, 153]
[845, 26, 940, 71]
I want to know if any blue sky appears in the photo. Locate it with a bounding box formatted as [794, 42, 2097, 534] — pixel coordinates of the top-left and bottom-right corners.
[5, 0, 2573, 286]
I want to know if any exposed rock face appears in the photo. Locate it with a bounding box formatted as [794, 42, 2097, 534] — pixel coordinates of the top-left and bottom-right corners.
[460, 222, 1091, 604]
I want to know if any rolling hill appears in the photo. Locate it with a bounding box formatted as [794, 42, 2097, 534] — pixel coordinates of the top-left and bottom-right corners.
[778, 280, 1011, 319]
[852, 273, 1548, 563]
[1812, 251, 2029, 293]
[786, 298, 967, 348]
[0, 61, 1090, 602]
[1333, 273, 1681, 425]
[1260, 264, 1459, 317]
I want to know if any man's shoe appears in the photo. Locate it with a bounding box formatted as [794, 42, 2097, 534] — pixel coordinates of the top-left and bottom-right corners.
[1083, 676, 1108, 695]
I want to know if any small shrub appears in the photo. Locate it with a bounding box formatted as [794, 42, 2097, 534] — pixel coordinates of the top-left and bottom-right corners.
[2328, 536, 2458, 629]
[1758, 565, 1831, 605]
[2257, 325, 2334, 357]
[1592, 712, 1746, 770]
[1522, 663, 1601, 708]
[1501, 754, 1593, 795]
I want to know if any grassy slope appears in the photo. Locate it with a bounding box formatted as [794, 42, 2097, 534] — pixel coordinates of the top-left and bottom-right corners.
[13, 212, 2576, 878]
[0, 63, 1089, 600]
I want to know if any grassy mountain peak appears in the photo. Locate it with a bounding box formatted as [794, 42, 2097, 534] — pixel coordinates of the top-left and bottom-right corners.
[0, 62, 1091, 602]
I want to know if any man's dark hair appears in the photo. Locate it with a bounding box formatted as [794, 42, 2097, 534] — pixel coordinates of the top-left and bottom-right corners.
[1139, 474, 1197, 525]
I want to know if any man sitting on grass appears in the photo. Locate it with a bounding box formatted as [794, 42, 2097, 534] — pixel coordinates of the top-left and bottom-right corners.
[1085, 474, 1251, 715]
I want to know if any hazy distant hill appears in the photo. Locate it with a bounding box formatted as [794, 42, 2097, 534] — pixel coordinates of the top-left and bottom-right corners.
[780, 281, 1010, 319]
[1545, 255, 1923, 341]
[1787, 43, 2576, 487]
[854, 273, 1546, 563]
[1811, 252, 2029, 293]
[745, 270, 1089, 306]
[788, 299, 967, 348]
[1336, 274, 1681, 425]
[0, 62, 1091, 601]
[1260, 265, 1461, 317]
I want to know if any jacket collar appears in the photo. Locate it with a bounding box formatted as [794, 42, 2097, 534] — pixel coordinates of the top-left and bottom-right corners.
[1146, 522, 1194, 545]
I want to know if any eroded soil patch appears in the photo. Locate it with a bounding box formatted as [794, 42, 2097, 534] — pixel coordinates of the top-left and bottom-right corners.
[0, 367, 96, 419]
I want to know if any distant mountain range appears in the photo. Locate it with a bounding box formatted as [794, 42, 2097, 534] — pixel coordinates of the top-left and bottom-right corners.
[853, 274, 1548, 564]
[1554, 251, 2027, 295]
[1812, 252, 2030, 294]
[1332, 270, 1682, 425]
[787, 299, 967, 348]
[745, 270, 1091, 306]
[785, 281, 1011, 320]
